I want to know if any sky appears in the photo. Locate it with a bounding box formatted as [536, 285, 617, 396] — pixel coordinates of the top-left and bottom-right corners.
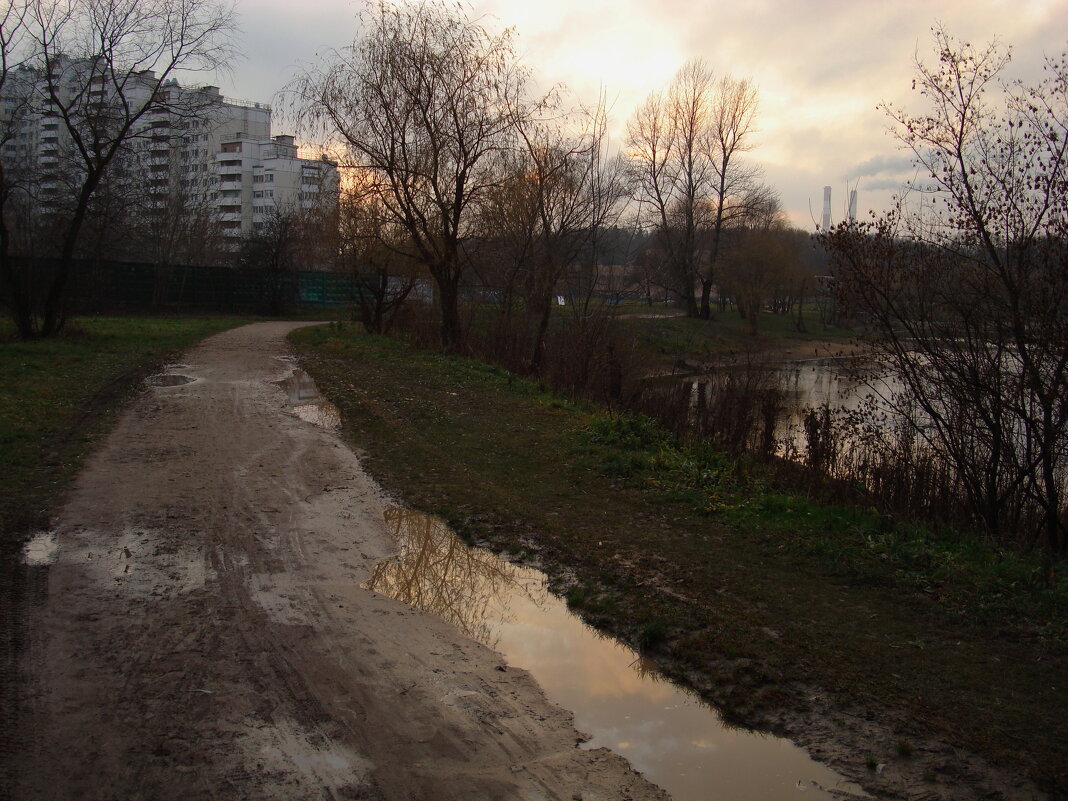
[212, 0, 1068, 229]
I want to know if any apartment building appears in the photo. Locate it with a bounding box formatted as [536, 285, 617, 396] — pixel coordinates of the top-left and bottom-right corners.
[215, 132, 339, 239]
[1, 57, 338, 249]
[137, 81, 339, 244]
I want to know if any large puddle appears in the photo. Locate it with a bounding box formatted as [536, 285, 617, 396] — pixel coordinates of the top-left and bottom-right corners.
[276, 369, 341, 430]
[364, 509, 867, 801]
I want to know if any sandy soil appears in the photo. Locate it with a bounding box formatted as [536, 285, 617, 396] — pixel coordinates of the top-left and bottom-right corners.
[12, 322, 667, 801]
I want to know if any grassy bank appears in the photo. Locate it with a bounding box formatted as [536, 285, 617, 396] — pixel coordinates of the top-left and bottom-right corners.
[618, 305, 854, 369]
[293, 322, 1066, 796]
[0, 316, 246, 541]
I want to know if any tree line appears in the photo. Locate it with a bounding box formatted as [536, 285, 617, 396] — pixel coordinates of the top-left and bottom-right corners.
[290, 0, 825, 353]
[1, 0, 821, 344]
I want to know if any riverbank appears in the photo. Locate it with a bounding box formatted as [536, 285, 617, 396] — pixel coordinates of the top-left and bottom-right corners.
[292, 323, 1066, 800]
[618, 306, 857, 372]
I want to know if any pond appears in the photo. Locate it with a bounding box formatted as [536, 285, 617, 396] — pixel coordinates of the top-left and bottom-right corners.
[643, 357, 905, 456]
[363, 508, 868, 801]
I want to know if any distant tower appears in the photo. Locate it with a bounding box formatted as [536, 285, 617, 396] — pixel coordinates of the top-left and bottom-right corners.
[822, 186, 832, 230]
[848, 189, 858, 222]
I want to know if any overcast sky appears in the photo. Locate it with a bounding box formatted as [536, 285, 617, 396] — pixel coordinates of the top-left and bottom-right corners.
[213, 0, 1068, 228]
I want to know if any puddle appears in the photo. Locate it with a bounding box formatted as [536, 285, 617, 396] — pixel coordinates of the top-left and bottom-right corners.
[21, 532, 59, 567]
[74, 528, 211, 598]
[364, 509, 867, 801]
[147, 374, 195, 387]
[276, 370, 341, 430]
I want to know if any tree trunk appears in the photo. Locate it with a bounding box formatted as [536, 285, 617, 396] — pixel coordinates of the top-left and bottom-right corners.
[683, 291, 698, 317]
[0, 244, 38, 340]
[41, 177, 100, 337]
[699, 278, 714, 320]
[435, 270, 462, 351]
[529, 297, 552, 375]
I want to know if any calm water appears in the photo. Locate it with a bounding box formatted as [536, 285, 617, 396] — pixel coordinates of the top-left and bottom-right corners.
[364, 509, 867, 801]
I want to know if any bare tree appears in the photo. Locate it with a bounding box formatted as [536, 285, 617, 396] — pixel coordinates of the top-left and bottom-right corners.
[717, 196, 796, 334]
[0, 0, 236, 337]
[0, 0, 40, 335]
[479, 99, 627, 372]
[698, 75, 763, 319]
[292, 0, 533, 350]
[822, 29, 1068, 554]
[626, 61, 765, 318]
[235, 204, 301, 316]
[337, 183, 419, 335]
[626, 61, 714, 316]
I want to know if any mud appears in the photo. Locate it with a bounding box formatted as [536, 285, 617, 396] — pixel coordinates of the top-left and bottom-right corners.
[8, 322, 667, 801]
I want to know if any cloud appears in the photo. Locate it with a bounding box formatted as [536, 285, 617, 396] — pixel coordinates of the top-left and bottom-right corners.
[216, 0, 1068, 227]
[860, 176, 911, 192]
[846, 154, 914, 180]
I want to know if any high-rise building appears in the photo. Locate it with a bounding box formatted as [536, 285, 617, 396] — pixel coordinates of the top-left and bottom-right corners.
[1, 59, 338, 252]
[821, 186, 832, 231]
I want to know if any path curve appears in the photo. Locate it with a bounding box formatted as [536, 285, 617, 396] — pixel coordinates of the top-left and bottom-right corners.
[14, 322, 667, 801]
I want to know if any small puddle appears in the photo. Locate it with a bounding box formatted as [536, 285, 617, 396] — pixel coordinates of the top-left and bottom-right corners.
[21, 532, 59, 567]
[364, 509, 867, 801]
[276, 369, 341, 430]
[147, 374, 195, 387]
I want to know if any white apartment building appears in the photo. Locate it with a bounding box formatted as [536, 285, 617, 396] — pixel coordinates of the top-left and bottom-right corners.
[1, 58, 338, 250]
[139, 81, 339, 244]
[214, 132, 339, 240]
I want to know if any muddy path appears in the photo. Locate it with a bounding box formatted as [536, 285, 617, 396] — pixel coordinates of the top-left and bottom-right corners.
[8, 322, 666, 801]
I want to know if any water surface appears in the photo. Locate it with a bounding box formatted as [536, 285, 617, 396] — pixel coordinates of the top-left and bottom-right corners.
[276, 369, 341, 430]
[364, 509, 867, 801]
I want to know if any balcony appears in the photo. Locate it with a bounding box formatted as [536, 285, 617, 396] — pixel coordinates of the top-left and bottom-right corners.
[215, 205, 243, 221]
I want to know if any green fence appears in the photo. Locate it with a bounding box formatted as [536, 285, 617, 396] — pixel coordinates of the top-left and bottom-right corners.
[29, 259, 369, 313]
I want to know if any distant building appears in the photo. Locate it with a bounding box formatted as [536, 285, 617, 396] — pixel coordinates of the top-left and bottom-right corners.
[0, 56, 338, 250]
[213, 132, 339, 240]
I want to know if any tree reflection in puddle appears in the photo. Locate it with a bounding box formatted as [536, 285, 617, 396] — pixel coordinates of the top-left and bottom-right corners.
[364, 508, 549, 649]
[276, 370, 341, 431]
[363, 508, 868, 801]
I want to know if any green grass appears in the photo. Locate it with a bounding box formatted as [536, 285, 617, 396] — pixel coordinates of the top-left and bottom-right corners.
[0, 315, 246, 540]
[618, 305, 854, 368]
[292, 322, 1067, 795]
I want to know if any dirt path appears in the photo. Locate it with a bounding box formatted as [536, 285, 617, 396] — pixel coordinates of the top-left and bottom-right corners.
[12, 322, 666, 801]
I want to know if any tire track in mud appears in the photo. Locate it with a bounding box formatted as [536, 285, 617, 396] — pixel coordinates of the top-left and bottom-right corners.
[7, 322, 667, 801]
